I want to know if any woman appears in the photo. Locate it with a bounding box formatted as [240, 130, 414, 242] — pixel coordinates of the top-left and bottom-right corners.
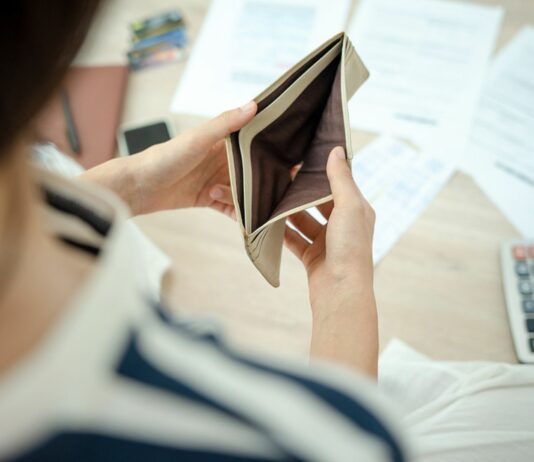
[3, 2, 534, 462]
[0, 2, 404, 461]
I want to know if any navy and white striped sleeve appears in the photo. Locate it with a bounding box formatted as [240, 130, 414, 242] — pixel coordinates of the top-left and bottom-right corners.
[11, 302, 407, 462]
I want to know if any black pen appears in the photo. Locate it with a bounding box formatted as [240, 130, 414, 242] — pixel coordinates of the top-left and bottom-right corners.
[61, 88, 81, 155]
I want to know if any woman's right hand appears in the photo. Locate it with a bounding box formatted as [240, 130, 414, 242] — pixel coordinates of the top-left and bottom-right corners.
[285, 146, 378, 376]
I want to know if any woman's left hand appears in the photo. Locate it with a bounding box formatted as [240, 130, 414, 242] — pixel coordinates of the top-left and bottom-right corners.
[82, 101, 256, 217]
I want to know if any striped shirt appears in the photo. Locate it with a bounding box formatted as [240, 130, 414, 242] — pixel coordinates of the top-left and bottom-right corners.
[0, 169, 407, 461]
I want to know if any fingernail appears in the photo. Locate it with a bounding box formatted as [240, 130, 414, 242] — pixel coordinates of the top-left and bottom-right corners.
[240, 101, 255, 114]
[210, 187, 223, 200]
[333, 146, 345, 159]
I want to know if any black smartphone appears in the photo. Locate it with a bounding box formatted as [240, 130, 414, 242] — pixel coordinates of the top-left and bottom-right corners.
[118, 120, 173, 155]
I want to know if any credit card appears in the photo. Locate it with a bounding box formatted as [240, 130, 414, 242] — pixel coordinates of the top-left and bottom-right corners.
[130, 10, 185, 42]
[127, 42, 186, 70]
[131, 27, 187, 51]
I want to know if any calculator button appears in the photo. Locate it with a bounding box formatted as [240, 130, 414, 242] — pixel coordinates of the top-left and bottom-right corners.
[515, 261, 530, 277]
[530, 338, 534, 353]
[528, 319, 534, 333]
[513, 245, 527, 260]
[523, 300, 534, 313]
[518, 280, 533, 296]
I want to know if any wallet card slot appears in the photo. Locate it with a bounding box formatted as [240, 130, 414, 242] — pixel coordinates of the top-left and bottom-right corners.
[239, 41, 343, 233]
[268, 59, 344, 220]
[228, 37, 340, 225]
[228, 132, 245, 221]
[250, 36, 371, 233]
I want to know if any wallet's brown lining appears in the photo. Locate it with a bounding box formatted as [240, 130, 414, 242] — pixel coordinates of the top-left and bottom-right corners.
[229, 39, 340, 222]
[250, 55, 345, 231]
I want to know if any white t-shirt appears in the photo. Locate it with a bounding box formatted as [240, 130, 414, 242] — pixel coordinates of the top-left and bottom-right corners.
[379, 339, 534, 462]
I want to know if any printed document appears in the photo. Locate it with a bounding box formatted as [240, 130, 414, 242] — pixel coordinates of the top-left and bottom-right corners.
[355, 137, 454, 262]
[466, 27, 534, 236]
[347, 0, 503, 147]
[170, 0, 351, 117]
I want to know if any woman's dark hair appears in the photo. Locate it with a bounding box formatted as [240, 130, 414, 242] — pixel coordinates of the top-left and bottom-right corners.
[0, 2, 102, 157]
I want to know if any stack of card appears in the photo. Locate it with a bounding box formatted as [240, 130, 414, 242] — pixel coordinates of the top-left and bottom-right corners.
[127, 10, 188, 71]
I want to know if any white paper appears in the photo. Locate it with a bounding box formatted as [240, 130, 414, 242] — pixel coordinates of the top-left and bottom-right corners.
[347, 0, 503, 147]
[356, 137, 454, 262]
[309, 136, 455, 263]
[171, 0, 351, 117]
[465, 27, 534, 237]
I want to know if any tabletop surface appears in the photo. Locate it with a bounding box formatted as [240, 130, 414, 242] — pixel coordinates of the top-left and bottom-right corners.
[77, 0, 533, 363]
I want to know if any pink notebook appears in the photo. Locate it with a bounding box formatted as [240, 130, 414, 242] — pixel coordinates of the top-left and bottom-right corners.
[34, 65, 129, 169]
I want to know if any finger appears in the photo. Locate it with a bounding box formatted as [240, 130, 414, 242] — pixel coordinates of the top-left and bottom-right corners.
[288, 211, 323, 241]
[317, 200, 334, 221]
[326, 146, 364, 207]
[210, 202, 236, 220]
[190, 102, 257, 151]
[284, 225, 309, 261]
[209, 184, 234, 205]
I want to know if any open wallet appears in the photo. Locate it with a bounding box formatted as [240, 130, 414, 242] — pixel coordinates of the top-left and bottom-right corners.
[226, 32, 369, 287]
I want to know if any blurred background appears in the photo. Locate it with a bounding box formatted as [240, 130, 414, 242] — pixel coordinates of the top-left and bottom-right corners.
[35, 0, 534, 364]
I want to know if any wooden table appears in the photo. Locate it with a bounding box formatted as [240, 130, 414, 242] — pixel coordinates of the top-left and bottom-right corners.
[77, 0, 533, 363]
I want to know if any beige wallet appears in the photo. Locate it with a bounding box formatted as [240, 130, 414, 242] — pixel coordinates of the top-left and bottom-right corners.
[226, 32, 369, 287]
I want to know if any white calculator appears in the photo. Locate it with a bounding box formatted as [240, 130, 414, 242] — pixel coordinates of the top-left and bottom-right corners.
[501, 239, 534, 363]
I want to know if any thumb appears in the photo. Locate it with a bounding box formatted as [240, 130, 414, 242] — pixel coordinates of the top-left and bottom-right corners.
[326, 146, 360, 207]
[190, 101, 257, 151]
